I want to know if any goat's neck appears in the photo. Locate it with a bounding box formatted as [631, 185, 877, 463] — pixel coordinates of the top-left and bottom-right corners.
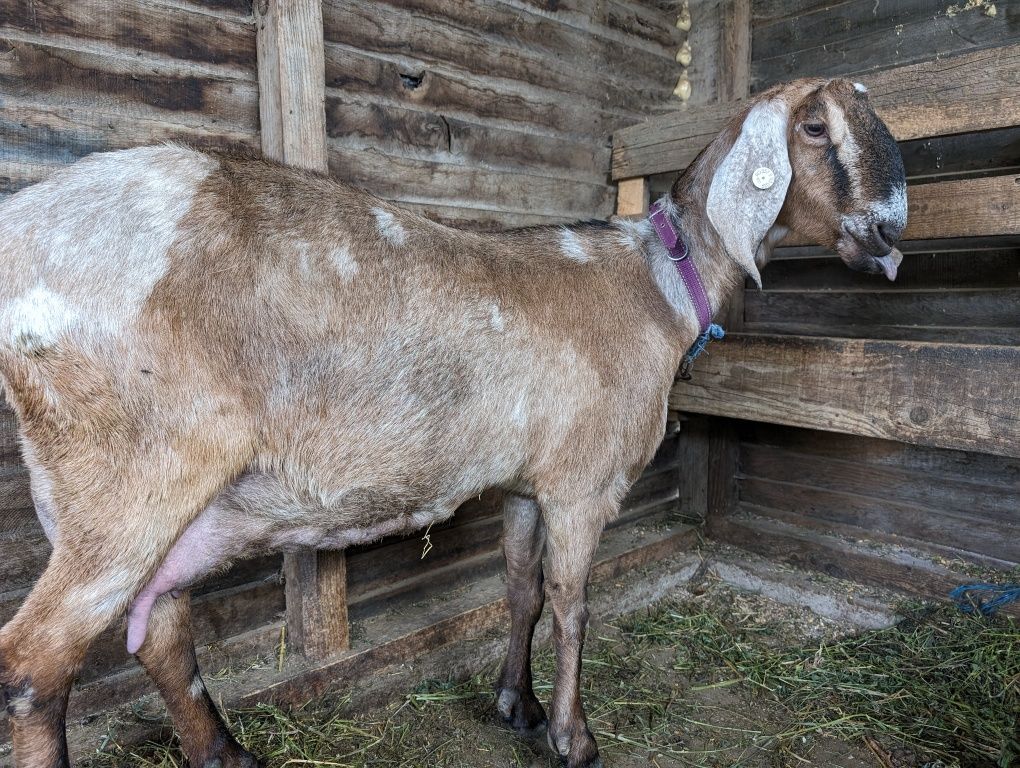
[640, 155, 783, 339]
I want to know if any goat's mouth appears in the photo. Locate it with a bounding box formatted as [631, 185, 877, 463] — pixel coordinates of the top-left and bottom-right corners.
[836, 223, 903, 281]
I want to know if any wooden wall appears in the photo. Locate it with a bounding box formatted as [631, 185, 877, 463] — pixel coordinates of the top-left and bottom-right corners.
[0, 0, 695, 735]
[318, 0, 697, 230]
[709, 2, 1020, 577]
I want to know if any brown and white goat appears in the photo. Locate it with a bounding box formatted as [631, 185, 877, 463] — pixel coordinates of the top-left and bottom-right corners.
[0, 77, 905, 768]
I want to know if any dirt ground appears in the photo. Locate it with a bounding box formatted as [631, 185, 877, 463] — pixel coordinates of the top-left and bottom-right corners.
[75, 572, 1020, 768]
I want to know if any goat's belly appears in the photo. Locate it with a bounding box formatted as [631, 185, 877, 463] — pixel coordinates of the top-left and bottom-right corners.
[124, 471, 460, 653]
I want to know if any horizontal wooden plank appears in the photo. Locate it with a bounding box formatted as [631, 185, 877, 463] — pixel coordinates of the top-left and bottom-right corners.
[497, 0, 685, 58]
[323, 43, 632, 145]
[741, 442, 1018, 526]
[670, 335, 1020, 457]
[712, 509, 1020, 603]
[326, 143, 616, 220]
[743, 421, 1020, 491]
[612, 42, 1020, 179]
[745, 288, 1020, 330]
[322, 0, 678, 115]
[751, 0, 1016, 91]
[778, 174, 1020, 245]
[899, 175, 1020, 240]
[740, 322, 1020, 347]
[709, 510, 1018, 610]
[762, 249, 1020, 291]
[739, 476, 1019, 563]
[0, 0, 256, 69]
[325, 95, 610, 184]
[0, 37, 258, 129]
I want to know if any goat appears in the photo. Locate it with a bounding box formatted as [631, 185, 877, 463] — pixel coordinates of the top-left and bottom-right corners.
[0, 77, 905, 768]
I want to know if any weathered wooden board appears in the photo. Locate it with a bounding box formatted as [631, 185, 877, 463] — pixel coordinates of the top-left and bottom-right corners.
[322, 0, 680, 115]
[670, 335, 1020, 458]
[741, 443, 1018, 528]
[326, 143, 616, 220]
[775, 174, 1020, 245]
[612, 43, 1020, 179]
[751, 0, 1017, 91]
[0, 0, 256, 69]
[763, 249, 1020, 291]
[325, 96, 610, 184]
[745, 289, 1020, 330]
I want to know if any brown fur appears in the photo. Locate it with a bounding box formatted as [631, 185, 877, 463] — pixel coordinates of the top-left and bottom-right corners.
[0, 78, 905, 768]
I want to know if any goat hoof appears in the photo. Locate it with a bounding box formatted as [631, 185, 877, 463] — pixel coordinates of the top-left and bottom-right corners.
[199, 744, 260, 768]
[547, 722, 600, 768]
[495, 687, 547, 734]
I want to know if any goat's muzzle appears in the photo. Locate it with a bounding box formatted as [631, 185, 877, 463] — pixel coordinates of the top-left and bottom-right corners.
[837, 219, 903, 281]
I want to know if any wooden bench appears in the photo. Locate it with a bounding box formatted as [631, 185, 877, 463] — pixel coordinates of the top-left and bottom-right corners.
[611, 43, 1020, 460]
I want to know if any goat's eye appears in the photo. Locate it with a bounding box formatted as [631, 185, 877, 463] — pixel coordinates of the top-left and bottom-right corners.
[803, 122, 827, 138]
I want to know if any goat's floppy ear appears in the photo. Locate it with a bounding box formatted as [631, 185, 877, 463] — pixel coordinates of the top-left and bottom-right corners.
[706, 99, 792, 289]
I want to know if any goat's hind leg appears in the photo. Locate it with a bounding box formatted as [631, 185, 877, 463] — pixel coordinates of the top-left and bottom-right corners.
[137, 593, 258, 768]
[0, 543, 166, 768]
[495, 494, 548, 734]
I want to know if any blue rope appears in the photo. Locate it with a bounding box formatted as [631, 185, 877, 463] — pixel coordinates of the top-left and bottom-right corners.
[949, 584, 1020, 616]
[679, 323, 725, 380]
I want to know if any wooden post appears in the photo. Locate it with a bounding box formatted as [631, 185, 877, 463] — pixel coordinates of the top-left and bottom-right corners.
[255, 0, 350, 659]
[615, 177, 649, 217]
[719, 0, 751, 329]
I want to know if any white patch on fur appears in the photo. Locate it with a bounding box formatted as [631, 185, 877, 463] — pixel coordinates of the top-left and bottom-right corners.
[0, 144, 215, 333]
[294, 239, 314, 279]
[854, 82, 868, 93]
[871, 182, 908, 232]
[489, 303, 505, 331]
[8, 688, 34, 717]
[331, 244, 359, 281]
[511, 392, 529, 426]
[372, 207, 406, 246]
[558, 228, 589, 263]
[613, 217, 651, 251]
[65, 568, 136, 622]
[190, 674, 206, 700]
[497, 688, 519, 717]
[827, 101, 863, 199]
[3, 284, 79, 353]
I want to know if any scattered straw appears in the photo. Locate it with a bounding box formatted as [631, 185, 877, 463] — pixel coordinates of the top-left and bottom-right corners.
[83, 586, 1019, 768]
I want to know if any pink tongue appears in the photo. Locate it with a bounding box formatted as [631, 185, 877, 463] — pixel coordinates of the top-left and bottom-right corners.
[875, 251, 900, 281]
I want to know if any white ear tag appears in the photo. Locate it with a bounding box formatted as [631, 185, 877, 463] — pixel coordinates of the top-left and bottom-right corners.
[752, 167, 775, 190]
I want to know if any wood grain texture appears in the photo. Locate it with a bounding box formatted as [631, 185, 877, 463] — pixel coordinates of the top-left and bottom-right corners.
[776, 174, 1020, 245]
[0, 0, 256, 69]
[670, 334, 1020, 458]
[255, 0, 328, 171]
[612, 42, 1020, 179]
[616, 176, 649, 216]
[751, 0, 1018, 91]
[255, 0, 346, 659]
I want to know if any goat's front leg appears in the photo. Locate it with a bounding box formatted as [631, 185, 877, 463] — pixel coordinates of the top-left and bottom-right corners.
[495, 494, 548, 734]
[542, 497, 610, 768]
[136, 593, 259, 768]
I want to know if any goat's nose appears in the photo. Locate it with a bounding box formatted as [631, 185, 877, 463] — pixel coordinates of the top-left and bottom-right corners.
[877, 221, 902, 246]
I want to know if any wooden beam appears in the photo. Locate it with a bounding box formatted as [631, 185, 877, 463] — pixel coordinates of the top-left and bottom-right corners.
[670, 335, 1020, 459]
[255, 0, 349, 659]
[615, 176, 648, 217]
[255, 0, 328, 172]
[718, 0, 750, 103]
[612, 42, 1020, 180]
[779, 174, 1020, 245]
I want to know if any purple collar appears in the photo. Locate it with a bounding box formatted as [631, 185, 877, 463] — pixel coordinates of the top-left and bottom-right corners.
[649, 201, 712, 333]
